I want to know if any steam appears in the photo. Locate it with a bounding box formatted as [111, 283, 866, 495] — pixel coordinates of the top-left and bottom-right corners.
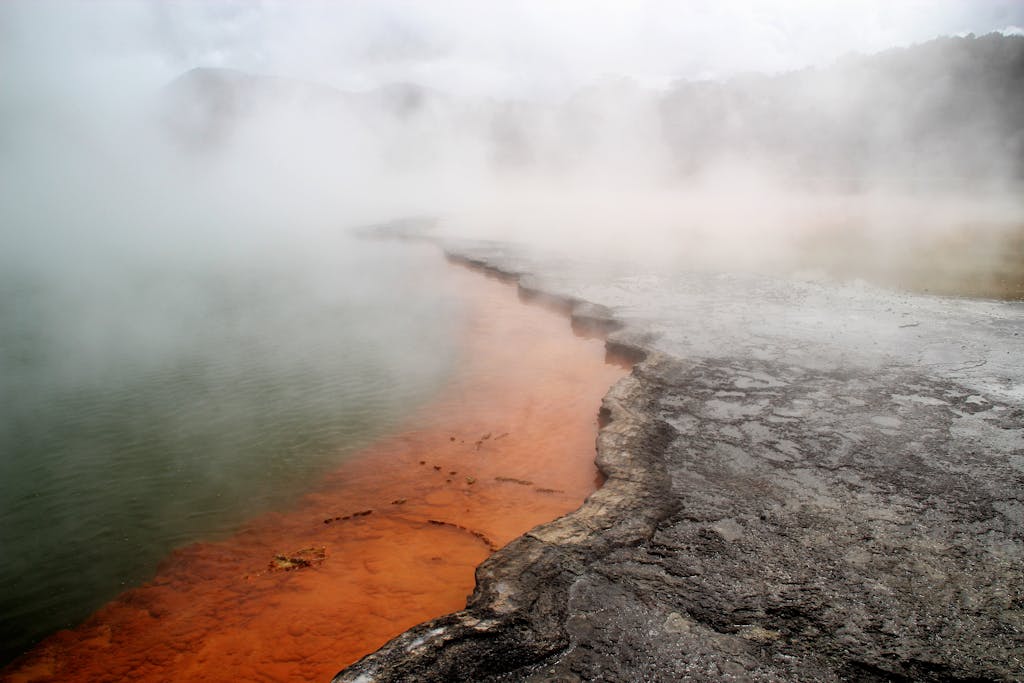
[1, 0, 1022, 664]
[1, 1, 1022, 285]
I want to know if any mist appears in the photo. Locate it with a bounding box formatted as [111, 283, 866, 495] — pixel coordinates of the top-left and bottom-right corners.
[3, 2, 1023, 290]
[1, 0, 1023, 668]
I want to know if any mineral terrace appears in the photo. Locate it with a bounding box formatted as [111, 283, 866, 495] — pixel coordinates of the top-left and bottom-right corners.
[336, 223, 1024, 682]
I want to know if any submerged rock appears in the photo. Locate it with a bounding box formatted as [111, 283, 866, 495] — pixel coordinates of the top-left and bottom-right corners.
[269, 546, 326, 572]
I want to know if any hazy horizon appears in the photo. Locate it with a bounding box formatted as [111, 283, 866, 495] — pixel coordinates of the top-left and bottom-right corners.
[4, 1, 1023, 97]
[4, 3, 1023, 286]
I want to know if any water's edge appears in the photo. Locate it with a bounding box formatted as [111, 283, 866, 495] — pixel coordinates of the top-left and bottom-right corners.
[334, 222, 1024, 682]
[333, 229, 671, 682]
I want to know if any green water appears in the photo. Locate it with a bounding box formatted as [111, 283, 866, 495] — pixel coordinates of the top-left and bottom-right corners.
[0, 236, 460, 665]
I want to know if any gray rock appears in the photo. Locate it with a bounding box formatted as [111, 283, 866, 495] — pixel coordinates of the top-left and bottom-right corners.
[336, 226, 1024, 682]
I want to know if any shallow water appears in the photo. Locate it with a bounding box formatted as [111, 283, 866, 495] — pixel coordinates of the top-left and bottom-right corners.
[0, 236, 459, 665]
[2, 262, 627, 682]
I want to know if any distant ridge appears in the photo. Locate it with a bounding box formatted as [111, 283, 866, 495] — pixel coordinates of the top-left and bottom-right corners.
[660, 32, 1024, 185]
[162, 34, 1024, 185]
[161, 67, 450, 149]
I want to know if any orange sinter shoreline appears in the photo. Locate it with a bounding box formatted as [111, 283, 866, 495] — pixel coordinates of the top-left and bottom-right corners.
[2, 262, 628, 683]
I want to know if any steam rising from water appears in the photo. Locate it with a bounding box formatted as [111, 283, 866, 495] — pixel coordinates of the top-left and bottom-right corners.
[1, 0, 1023, 666]
[2, 2, 1022, 290]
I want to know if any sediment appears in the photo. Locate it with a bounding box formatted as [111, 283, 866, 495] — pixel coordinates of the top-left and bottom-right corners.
[335, 222, 1024, 682]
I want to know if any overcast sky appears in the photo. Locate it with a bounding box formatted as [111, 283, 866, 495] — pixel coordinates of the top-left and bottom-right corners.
[2, 0, 1023, 101]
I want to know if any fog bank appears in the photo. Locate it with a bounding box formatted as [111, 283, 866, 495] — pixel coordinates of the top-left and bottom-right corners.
[1, 2, 1022, 293]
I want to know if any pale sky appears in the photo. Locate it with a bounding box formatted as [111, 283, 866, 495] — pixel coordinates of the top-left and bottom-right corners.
[2, 0, 1023, 100]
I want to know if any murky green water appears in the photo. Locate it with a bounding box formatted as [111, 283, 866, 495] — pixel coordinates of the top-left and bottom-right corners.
[0, 236, 460, 665]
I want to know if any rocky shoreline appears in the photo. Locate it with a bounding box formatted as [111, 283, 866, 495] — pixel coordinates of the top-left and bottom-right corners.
[336, 224, 1024, 682]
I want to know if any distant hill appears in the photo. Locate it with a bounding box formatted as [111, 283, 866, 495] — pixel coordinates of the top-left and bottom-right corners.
[161, 67, 449, 149]
[162, 34, 1024, 187]
[660, 33, 1024, 187]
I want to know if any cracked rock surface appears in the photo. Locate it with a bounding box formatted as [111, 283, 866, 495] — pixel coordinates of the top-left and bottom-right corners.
[335, 226, 1024, 682]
